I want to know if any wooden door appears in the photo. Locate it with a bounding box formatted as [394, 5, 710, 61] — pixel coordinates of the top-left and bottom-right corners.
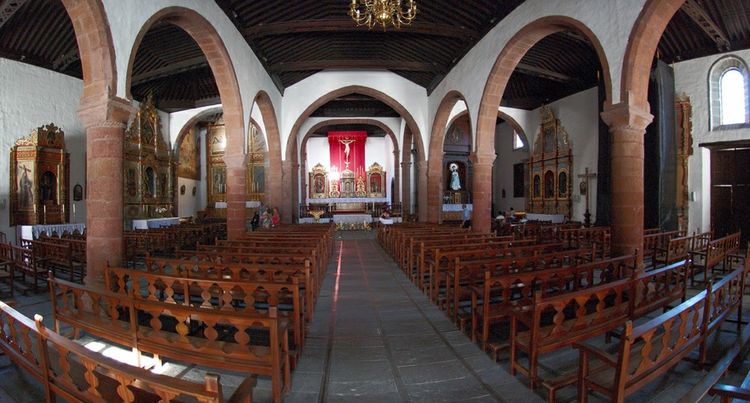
[711, 148, 750, 244]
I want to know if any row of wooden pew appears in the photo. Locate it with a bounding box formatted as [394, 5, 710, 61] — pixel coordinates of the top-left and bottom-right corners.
[47, 223, 334, 403]
[378, 223, 748, 402]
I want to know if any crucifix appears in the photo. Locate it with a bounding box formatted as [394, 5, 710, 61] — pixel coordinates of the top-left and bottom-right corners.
[339, 138, 356, 170]
[578, 167, 597, 227]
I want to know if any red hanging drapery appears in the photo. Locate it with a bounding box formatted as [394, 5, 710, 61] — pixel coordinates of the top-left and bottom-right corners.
[328, 131, 367, 176]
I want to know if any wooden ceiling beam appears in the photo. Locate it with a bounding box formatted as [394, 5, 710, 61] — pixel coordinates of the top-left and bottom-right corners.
[243, 19, 480, 40]
[514, 62, 577, 83]
[0, 0, 27, 29]
[269, 59, 448, 73]
[131, 56, 208, 85]
[681, 0, 730, 51]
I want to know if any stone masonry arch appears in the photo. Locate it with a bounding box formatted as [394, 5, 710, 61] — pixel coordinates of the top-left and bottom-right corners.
[125, 6, 246, 239]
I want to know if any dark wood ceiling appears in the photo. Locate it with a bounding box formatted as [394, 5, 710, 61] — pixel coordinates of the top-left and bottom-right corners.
[1, 0, 749, 112]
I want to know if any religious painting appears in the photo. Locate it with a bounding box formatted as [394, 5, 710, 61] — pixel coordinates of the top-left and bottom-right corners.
[533, 174, 541, 198]
[159, 172, 168, 198]
[544, 170, 554, 198]
[558, 171, 568, 198]
[212, 166, 226, 195]
[73, 184, 83, 201]
[209, 125, 226, 156]
[126, 167, 138, 199]
[180, 184, 186, 195]
[309, 163, 328, 199]
[177, 127, 200, 180]
[17, 163, 34, 208]
[446, 125, 461, 145]
[144, 166, 156, 198]
[253, 165, 265, 193]
[366, 162, 385, 197]
[192, 186, 197, 196]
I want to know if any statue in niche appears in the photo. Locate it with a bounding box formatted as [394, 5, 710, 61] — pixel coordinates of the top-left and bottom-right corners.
[40, 171, 56, 204]
[449, 163, 461, 191]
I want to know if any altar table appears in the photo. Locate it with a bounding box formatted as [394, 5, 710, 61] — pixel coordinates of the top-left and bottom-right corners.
[524, 213, 566, 224]
[132, 217, 180, 230]
[20, 223, 86, 240]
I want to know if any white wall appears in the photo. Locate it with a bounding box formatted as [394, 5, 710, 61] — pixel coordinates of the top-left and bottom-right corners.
[282, 71, 428, 162]
[428, 0, 648, 152]
[493, 123, 528, 213]
[0, 59, 87, 241]
[102, 0, 282, 161]
[674, 49, 750, 233]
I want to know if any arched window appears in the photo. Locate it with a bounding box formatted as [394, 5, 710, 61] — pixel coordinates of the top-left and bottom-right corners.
[709, 56, 750, 129]
[720, 69, 745, 125]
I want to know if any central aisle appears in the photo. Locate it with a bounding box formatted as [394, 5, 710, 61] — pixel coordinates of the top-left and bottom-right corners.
[285, 232, 542, 402]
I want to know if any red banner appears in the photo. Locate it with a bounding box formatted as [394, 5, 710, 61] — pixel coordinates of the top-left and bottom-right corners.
[328, 131, 367, 176]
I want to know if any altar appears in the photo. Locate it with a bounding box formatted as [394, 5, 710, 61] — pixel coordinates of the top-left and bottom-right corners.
[132, 217, 180, 230]
[524, 213, 566, 224]
[441, 203, 472, 221]
[20, 223, 85, 240]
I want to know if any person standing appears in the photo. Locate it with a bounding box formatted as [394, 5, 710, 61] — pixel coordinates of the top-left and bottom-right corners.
[271, 207, 281, 227]
[261, 208, 272, 229]
[461, 204, 472, 229]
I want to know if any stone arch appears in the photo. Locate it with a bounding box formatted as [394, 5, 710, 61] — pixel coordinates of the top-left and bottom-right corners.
[496, 110, 528, 149]
[427, 91, 470, 223]
[621, 0, 685, 107]
[251, 91, 284, 219]
[474, 15, 612, 232]
[60, 0, 117, 101]
[285, 85, 425, 219]
[125, 6, 246, 238]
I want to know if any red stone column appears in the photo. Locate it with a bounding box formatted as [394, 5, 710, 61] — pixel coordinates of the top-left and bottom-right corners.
[416, 160, 428, 222]
[392, 150, 400, 205]
[77, 97, 133, 287]
[281, 160, 294, 223]
[470, 153, 495, 234]
[401, 160, 411, 215]
[601, 100, 653, 267]
[224, 153, 247, 240]
[426, 158, 442, 223]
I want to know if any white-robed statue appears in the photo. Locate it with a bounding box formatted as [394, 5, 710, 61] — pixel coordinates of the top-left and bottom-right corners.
[449, 163, 461, 191]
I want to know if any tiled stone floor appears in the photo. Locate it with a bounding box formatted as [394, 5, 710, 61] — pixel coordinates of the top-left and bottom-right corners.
[0, 231, 748, 402]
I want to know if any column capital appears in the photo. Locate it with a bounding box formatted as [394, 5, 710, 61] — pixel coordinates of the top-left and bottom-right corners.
[415, 159, 428, 170]
[601, 100, 653, 132]
[469, 153, 495, 166]
[401, 161, 412, 168]
[77, 96, 134, 129]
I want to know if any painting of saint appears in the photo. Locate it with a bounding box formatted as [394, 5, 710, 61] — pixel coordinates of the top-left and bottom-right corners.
[213, 167, 226, 194]
[313, 174, 325, 194]
[177, 128, 200, 180]
[370, 174, 381, 194]
[18, 164, 33, 208]
[253, 165, 265, 193]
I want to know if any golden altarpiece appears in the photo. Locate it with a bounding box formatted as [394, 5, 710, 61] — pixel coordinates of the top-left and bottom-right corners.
[10, 124, 70, 226]
[123, 96, 174, 222]
[206, 118, 266, 216]
[526, 106, 573, 217]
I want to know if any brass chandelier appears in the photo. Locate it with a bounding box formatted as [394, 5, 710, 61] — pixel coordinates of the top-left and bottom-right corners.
[349, 0, 417, 30]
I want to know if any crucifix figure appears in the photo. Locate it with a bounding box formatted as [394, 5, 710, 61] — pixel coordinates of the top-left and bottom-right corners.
[339, 138, 356, 169]
[578, 167, 597, 227]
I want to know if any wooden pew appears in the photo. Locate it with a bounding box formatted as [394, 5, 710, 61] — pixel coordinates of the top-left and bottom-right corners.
[30, 240, 84, 282]
[576, 267, 744, 403]
[470, 254, 636, 353]
[0, 243, 15, 296]
[690, 231, 741, 286]
[0, 301, 256, 402]
[49, 277, 291, 402]
[106, 266, 305, 363]
[510, 260, 690, 392]
[643, 229, 684, 259]
[651, 234, 689, 269]
[145, 256, 316, 321]
[444, 247, 597, 320]
[11, 245, 46, 292]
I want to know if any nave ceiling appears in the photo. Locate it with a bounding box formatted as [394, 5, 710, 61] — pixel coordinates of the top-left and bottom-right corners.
[0, 0, 749, 112]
